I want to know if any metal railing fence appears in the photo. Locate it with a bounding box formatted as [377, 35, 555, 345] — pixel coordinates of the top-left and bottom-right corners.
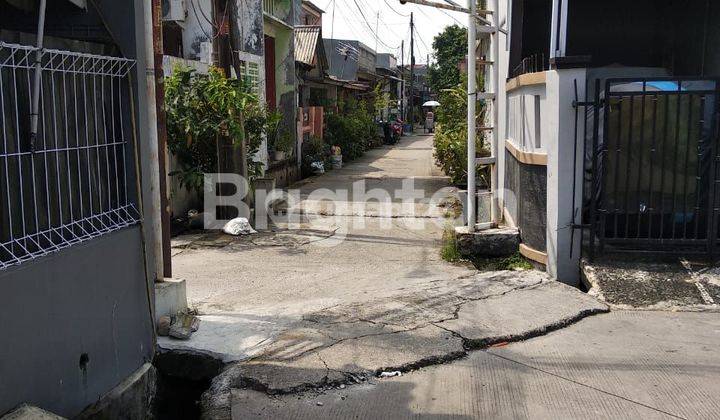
[0, 42, 140, 269]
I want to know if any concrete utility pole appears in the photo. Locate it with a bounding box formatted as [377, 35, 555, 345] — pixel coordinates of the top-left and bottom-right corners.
[375, 11, 379, 53]
[409, 12, 415, 128]
[143, 0, 165, 280]
[152, 0, 172, 278]
[401, 40, 405, 122]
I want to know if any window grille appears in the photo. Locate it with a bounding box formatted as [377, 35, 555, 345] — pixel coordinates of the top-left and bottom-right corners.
[239, 60, 260, 95]
[0, 42, 140, 270]
[263, 0, 275, 16]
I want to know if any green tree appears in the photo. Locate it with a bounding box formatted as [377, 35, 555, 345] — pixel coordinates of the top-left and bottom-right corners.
[427, 25, 467, 94]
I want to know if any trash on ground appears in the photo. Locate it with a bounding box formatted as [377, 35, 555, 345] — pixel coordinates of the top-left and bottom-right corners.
[378, 371, 402, 378]
[223, 217, 257, 236]
[157, 315, 172, 336]
[167, 312, 200, 340]
[311, 161, 325, 174]
[187, 209, 206, 229]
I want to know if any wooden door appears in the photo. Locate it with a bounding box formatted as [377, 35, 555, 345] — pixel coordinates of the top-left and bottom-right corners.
[264, 35, 276, 110]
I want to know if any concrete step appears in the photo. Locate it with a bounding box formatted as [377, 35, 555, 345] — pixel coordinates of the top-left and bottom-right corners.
[455, 225, 520, 258]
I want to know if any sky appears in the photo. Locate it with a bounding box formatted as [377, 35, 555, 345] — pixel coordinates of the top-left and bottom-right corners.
[307, 0, 467, 65]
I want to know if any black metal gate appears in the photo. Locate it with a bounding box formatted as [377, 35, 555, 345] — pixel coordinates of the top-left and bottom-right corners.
[583, 77, 720, 258]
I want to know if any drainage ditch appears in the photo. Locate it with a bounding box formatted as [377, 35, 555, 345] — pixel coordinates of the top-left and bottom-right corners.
[153, 350, 224, 420]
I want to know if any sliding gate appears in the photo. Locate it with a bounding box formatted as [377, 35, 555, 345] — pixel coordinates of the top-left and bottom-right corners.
[586, 77, 720, 257]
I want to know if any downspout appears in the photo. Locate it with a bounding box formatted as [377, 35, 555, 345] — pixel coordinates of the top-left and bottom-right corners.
[29, 0, 47, 151]
[143, 0, 165, 281]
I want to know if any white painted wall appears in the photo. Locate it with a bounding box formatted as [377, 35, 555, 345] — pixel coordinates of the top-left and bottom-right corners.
[184, 0, 215, 61]
[498, 1, 585, 285]
[506, 85, 547, 153]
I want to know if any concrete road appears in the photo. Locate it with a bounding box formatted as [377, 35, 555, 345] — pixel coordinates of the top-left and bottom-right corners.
[161, 135, 476, 360]
[230, 311, 720, 420]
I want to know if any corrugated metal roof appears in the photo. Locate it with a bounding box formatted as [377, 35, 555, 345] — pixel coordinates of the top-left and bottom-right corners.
[294, 26, 328, 70]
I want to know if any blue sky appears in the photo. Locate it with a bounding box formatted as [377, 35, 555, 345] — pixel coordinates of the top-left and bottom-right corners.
[308, 0, 467, 65]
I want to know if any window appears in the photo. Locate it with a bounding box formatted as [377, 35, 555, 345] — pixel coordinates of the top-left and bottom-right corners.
[263, 0, 275, 16]
[238, 60, 261, 96]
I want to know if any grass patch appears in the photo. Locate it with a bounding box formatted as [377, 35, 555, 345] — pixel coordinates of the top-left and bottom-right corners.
[440, 226, 461, 262]
[471, 252, 534, 271]
[439, 226, 533, 271]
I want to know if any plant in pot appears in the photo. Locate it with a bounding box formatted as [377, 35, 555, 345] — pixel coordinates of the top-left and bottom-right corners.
[273, 130, 294, 161]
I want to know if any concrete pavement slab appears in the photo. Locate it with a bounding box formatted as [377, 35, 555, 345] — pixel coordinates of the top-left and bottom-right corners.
[437, 281, 609, 348]
[229, 311, 720, 420]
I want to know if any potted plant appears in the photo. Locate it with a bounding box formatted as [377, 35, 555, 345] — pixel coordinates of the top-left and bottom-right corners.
[273, 131, 294, 161]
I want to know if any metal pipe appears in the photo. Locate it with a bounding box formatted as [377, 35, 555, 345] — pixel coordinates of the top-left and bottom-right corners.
[29, 0, 47, 151]
[466, 0, 476, 231]
[143, 0, 165, 281]
[490, 0, 499, 224]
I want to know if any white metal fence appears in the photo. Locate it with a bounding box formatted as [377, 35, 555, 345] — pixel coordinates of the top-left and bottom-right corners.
[0, 42, 140, 269]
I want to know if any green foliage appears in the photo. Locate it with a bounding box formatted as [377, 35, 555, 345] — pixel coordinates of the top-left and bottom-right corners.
[471, 253, 533, 271]
[264, 110, 283, 152]
[301, 134, 331, 176]
[433, 82, 489, 185]
[325, 97, 379, 161]
[440, 225, 461, 262]
[165, 65, 266, 194]
[373, 82, 390, 117]
[274, 130, 294, 154]
[427, 25, 467, 94]
[243, 103, 270, 179]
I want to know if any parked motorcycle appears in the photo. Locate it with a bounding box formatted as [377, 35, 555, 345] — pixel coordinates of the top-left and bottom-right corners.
[389, 120, 402, 144]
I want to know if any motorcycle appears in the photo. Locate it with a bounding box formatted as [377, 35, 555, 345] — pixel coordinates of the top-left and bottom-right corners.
[389, 119, 402, 144]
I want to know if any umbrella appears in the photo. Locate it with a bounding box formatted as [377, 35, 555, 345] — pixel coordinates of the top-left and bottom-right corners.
[422, 100, 440, 107]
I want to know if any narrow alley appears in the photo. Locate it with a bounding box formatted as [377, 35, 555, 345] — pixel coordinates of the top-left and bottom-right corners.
[3, 0, 720, 419]
[163, 134, 478, 360]
[160, 135, 720, 420]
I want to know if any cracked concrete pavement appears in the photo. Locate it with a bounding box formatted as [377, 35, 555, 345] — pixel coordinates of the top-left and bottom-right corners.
[229, 311, 720, 420]
[201, 275, 607, 418]
[160, 135, 612, 419]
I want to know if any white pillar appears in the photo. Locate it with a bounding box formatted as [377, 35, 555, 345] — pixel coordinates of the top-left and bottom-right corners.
[545, 68, 585, 285]
[467, 0, 477, 232]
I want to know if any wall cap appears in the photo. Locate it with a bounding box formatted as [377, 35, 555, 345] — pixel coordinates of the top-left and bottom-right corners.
[519, 243, 548, 265]
[506, 71, 547, 93]
[505, 139, 547, 166]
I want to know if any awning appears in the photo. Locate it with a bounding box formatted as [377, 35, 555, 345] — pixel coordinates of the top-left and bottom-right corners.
[294, 25, 328, 69]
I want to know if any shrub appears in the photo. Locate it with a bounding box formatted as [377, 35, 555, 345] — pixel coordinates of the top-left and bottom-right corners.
[301, 135, 330, 177]
[440, 225, 461, 262]
[433, 83, 490, 186]
[165, 65, 266, 194]
[324, 97, 379, 161]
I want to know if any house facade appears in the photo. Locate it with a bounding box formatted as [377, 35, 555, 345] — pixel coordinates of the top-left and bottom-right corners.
[375, 53, 402, 120]
[262, 0, 302, 186]
[487, 0, 720, 284]
[161, 0, 268, 217]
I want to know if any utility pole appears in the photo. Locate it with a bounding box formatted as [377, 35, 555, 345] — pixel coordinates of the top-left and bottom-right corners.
[375, 11, 379, 53]
[400, 40, 405, 122]
[409, 12, 415, 129]
[152, 0, 172, 278]
[142, 0, 164, 280]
